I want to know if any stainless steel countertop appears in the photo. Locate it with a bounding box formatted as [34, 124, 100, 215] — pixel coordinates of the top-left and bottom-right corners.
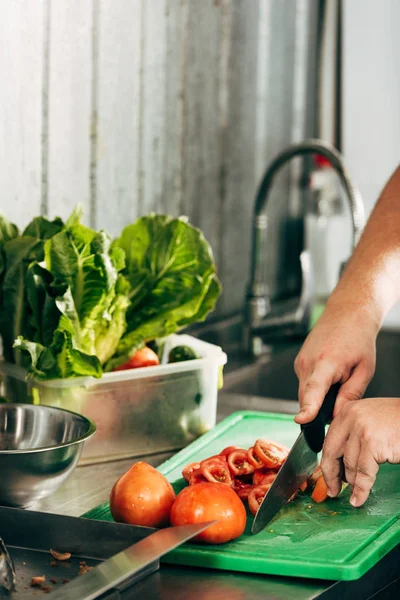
[30, 393, 333, 599]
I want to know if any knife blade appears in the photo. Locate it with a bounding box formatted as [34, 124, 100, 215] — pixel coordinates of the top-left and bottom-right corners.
[51, 521, 215, 600]
[0, 534, 15, 592]
[251, 383, 340, 534]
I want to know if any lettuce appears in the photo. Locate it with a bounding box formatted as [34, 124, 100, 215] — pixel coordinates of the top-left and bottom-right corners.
[105, 214, 221, 370]
[13, 224, 128, 379]
[0, 215, 65, 365]
[0, 210, 221, 379]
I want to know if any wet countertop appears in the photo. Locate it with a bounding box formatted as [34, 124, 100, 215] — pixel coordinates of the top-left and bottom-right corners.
[32, 392, 399, 599]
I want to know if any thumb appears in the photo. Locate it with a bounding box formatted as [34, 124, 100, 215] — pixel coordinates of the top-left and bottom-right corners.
[333, 363, 371, 416]
[295, 360, 337, 424]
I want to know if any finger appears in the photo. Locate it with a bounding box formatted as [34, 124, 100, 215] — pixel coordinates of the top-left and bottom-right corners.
[297, 378, 306, 411]
[350, 446, 379, 508]
[342, 433, 361, 487]
[295, 360, 337, 424]
[333, 363, 372, 417]
[321, 412, 352, 496]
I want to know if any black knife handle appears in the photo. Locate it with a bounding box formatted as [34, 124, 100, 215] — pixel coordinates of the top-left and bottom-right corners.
[301, 383, 341, 454]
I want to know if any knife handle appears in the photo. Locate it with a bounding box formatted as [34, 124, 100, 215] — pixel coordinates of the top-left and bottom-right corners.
[301, 383, 340, 453]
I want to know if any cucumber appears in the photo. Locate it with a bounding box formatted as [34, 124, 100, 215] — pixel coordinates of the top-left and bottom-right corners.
[168, 345, 198, 363]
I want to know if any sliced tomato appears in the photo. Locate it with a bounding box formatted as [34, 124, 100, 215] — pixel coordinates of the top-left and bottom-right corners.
[189, 467, 207, 485]
[227, 449, 255, 476]
[254, 439, 290, 469]
[200, 456, 233, 486]
[252, 470, 277, 486]
[219, 445, 243, 457]
[311, 473, 329, 503]
[182, 462, 200, 482]
[248, 484, 273, 516]
[307, 466, 322, 490]
[247, 447, 265, 470]
[233, 479, 254, 500]
[299, 481, 308, 493]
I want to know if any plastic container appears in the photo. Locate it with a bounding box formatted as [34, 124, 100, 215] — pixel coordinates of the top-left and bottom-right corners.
[0, 334, 227, 465]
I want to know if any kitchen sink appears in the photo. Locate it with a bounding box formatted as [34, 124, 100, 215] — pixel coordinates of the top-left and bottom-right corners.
[224, 330, 400, 401]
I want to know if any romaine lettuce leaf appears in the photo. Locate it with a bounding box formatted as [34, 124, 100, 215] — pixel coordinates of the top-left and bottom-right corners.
[0, 213, 68, 364]
[14, 330, 102, 379]
[106, 214, 221, 370]
[15, 224, 129, 378]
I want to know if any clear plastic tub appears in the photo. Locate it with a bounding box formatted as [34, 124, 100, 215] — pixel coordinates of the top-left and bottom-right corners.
[0, 334, 227, 465]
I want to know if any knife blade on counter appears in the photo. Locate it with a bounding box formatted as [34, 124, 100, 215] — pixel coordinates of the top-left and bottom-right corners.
[251, 383, 340, 534]
[51, 521, 215, 600]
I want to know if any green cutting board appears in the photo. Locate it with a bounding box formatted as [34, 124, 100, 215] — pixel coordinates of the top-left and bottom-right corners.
[84, 411, 400, 581]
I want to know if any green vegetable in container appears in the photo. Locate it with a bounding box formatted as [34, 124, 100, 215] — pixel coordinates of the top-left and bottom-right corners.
[0, 209, 221, 380]
[168, 345, 198, 363]
[105, 214, 221, 371]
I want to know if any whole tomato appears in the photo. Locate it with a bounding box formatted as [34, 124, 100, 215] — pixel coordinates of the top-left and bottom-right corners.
[110, 462, 176, 527]
[113, 347, 160, 371]
[170, 482, 246, 544]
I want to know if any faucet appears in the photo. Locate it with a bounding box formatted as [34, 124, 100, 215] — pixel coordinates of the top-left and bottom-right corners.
[244, 138, 366, 356]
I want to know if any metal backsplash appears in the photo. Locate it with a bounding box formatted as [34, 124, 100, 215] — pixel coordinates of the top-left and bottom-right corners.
[0, 0, 318, 317]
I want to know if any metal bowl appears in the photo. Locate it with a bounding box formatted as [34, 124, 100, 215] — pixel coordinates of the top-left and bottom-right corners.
[0, 404, 96, 507]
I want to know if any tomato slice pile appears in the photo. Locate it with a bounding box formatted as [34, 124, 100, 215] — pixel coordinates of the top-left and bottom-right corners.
[181, 439, 291, 515]
[254, 439, 290, 469]
[200, 456, 233, 486]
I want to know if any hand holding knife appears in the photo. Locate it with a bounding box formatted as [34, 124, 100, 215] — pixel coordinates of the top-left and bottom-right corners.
[252, 383, 341, 534]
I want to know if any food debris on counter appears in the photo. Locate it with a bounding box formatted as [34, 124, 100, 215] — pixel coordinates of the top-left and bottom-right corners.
[41, 585, 52, 594]
[31, 575, 46, 587]
[79, 561, 94, 576]
[50, 549, 71, 561]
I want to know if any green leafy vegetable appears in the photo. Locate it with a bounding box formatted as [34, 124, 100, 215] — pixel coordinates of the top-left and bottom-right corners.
[106, 214, 221, 370]
[14, 224, 129, 379]
[0, 213, 65, 365]
[14, 330, 102, 379]
[0, 209, 221, 380]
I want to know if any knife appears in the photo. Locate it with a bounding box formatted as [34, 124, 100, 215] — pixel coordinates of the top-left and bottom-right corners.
[0, 534, 15, 592]
[251, 383, 340, 534]
[50, 521, 215, 599]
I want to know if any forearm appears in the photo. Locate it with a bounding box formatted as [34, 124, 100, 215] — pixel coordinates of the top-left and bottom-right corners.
[327, 164, 400, 326]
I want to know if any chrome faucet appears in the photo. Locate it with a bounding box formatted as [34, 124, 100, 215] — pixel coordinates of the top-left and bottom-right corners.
[244, 139, 366, 356]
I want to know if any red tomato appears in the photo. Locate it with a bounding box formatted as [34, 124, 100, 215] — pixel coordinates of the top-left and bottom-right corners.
[233, 479, 254, 500]
[252, 470, 277, 486]
[110, 462, 175, 527]
[254, 439, 289, 469]
[307, 465, 322, 490]
[200, 456, 233, 486]
[219, 446, 243, 457]
[182, 462, 200, 482]
[170, 482, 247, 544]
[113, 347, 160, 371]
[189, 467, 207, 485]
[299, 481, 308, 492]
[248, 484, 273, 516]
[247, 447, 265, 469]
[227, 449, 254, 476]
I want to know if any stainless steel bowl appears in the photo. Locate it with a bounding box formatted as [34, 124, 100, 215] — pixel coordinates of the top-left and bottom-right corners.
[0, 404, 96, 507]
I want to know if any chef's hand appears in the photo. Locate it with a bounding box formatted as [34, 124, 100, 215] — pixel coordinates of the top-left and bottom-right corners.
[321, 398, 400, 506]
[294, 303, 378, 425]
